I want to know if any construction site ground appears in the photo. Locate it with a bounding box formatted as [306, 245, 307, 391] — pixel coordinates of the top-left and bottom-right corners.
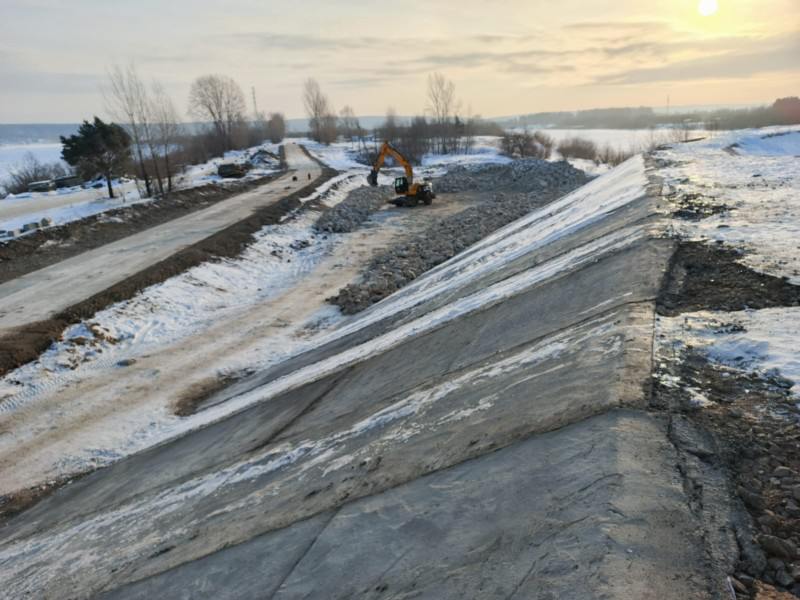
[0, 130, 799, 599]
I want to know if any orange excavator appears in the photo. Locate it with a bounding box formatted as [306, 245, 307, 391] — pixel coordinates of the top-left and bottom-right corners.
[366, 141, 435, 207]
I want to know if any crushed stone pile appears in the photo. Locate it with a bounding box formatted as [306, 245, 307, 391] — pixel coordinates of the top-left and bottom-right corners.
[330, 189, 582, 314]
[314, 186, 389, 233]
[434, 159, 588, 194]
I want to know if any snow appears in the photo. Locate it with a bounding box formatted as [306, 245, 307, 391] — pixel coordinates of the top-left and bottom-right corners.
[301, 139, 367, 171]
[653, 125, 800, 411]
[656, 308, 800, 399]
[657, 125, 800, 284]
[0, 150, 649, 492]
[421, 136, 511, 168]
[0, 142, 281, 236]
[0, 180, 144, 233]
[173, 142, 282, 190]
[732, 130, 800, 157]
[511, 127, 711, 152]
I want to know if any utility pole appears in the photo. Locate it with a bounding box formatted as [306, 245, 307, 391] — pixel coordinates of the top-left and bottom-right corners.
[251, 87, 259, 120]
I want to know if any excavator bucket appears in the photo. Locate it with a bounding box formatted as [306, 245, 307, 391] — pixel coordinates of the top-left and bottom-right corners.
[366, 170, 379, 186]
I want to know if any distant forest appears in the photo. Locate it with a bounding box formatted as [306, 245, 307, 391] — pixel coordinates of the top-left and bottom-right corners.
[2, 98, 798, 146]
[498, 97, 800, 130]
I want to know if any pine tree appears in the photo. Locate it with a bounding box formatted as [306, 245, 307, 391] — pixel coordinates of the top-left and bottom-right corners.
[61, 117, 131, 199]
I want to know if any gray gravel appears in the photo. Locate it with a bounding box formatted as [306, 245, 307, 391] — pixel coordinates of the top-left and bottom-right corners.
[434, 159, 587, 194]
[323, 159, 590, 314]
[329, 190, 582, 314]
[314, 186, 389, 233]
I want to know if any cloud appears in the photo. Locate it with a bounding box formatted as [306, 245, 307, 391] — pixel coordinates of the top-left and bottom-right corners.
[563, 21, 669, 32]
[594, 34, 800, 85]
[0, 69, 104, 95]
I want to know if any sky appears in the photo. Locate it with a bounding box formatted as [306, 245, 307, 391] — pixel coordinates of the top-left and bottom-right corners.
[0, 0, 798, 123]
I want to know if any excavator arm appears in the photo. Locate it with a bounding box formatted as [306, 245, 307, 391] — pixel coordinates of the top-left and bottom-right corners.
[367, 141, 414, 187]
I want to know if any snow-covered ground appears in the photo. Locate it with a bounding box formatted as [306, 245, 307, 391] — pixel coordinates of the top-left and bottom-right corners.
[0, 142, 282, 236]
[660, 127, 800, 284]
[654, 126, 800, 405]
[0, 152, 649, 493]
[0, 179, 143, 233]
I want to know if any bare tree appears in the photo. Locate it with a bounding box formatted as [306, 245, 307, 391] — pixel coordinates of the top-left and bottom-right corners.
[339, 105, 360, 146]
[188, 74, 247, 152]
[303, 78, 334, 143]
[150, 81, 181, 192]
[105, 64, 155, 196]
[5, 153, 69, 195]
[382, 107, 399, 144]
[320, 111, 338, 145]
[267, 113, 286, 143]
[426, 72, 459, 154]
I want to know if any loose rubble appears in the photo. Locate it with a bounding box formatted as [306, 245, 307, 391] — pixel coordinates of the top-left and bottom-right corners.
[314, 185, 389, 233]
[327, 158, 590, 314]
[330, 190, 581, 314]
[433, 158, 588, 193]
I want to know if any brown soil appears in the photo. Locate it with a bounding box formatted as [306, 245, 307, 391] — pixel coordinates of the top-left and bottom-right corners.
[658, 242, 800, 316]
[174, 373, 245, 417]
[0, 158, 337, 378]
[655, 240, 800, 598]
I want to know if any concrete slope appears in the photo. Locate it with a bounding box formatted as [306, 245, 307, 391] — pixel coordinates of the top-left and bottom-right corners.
[0, 156, 734, 599]
[0, 143, 319, 333]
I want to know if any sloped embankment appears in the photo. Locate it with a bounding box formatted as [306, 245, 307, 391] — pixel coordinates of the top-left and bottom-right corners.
[0, 156, 741, 599]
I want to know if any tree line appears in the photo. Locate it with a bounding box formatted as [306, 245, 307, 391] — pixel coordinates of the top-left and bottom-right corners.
[501, 97, 800, 131]
[301, 72, 503, 164]
[3, 66, 289, 198]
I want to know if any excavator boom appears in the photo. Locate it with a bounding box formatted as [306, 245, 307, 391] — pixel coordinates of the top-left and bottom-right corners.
[366, 141, 435, 207]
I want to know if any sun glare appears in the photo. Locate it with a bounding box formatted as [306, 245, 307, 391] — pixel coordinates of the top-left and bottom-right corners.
[698, 0, 719, 17]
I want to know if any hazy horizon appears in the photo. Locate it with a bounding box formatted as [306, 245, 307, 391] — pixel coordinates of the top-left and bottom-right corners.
[1, 0, 798, 123]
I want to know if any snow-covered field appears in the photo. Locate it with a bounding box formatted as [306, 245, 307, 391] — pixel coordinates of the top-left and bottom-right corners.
[654, 126, 800, 401]
[0, 143, 65, 181]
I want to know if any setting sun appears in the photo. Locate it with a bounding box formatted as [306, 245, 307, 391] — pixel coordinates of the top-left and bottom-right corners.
[698, 0, 719, 16]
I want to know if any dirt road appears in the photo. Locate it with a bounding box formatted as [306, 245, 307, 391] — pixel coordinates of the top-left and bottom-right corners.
[0, 143, 319, 335]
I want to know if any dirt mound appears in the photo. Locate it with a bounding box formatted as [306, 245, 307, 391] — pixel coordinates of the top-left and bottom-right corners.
[434, 158, 588, 194]
[329, 188, 579, 314]
[314, 186, 389, 233]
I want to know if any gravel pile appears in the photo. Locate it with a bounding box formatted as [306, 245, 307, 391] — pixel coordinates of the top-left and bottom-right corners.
[314, 185, 389, 233]
[329, 189, 578, 314]
[434, 159, 588, 194]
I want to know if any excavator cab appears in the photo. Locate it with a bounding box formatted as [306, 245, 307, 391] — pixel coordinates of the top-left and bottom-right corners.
[394, 176, 409, 194]
[366, 141, 435, 207]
